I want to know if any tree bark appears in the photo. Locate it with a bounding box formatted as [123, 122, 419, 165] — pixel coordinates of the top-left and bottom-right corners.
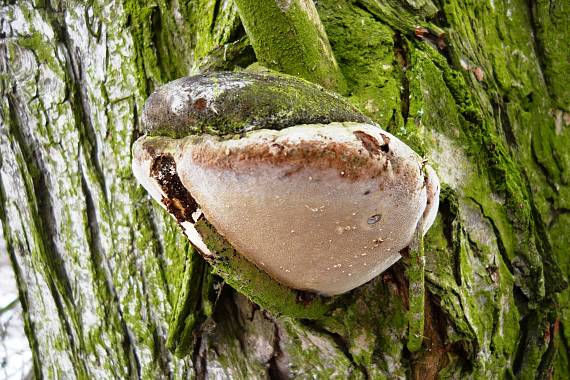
[1, 0, 569, 379]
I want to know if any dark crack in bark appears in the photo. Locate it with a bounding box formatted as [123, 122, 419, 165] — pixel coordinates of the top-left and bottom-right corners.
[0, 162, 42, 379]
[145, 200, 170, 300]
[210, 0, 223, 33]
[537, 318, 560, 380]
[530, 136, 559, 196]
[263, 314, 290, 380]
[300, 320, 370, 380]
[549, 207, 570, 229]
[522, 172, 567, 296]
[492, 95, 517, 147]
[6, 91, 90, 378]
[149, 5, 169, 84]
[525, 0, 550, 99]
[80, 169, 142, 379]
[512, 311, 551, 377]
[51, 7, 109, 206]
[467, 197, 515, 278]
[393, 32, 410, 126]
[409, 294, 467, 380]
[191, 332, 208, 380]
[151, 322, 174, 380]
[438, 187, 462, 287]
[134, 233, 175, 380]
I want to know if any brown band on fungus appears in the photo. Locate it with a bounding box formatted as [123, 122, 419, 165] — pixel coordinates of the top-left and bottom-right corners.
[353, 130, 381, 156]
[193, 97, 208, 111]
[191, 139, 379, 180]
[150, 154, 199, 223]
[190, 138, 422, 190]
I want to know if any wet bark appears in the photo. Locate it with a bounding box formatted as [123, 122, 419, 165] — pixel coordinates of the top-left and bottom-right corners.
[1, 0, 569, 379]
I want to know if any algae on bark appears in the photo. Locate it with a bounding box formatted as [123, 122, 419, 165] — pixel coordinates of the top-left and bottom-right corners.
[1, 0, 569, 379]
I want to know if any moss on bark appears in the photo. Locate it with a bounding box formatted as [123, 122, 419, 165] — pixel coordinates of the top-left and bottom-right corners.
[1, 0, 569, 378]
[234, 0, 347, 92]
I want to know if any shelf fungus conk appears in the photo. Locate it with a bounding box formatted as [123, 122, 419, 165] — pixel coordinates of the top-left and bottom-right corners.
[132, 71, 440, 296]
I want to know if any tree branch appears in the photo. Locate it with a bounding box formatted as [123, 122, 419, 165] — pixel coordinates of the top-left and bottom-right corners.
[234, 0, 347, 93]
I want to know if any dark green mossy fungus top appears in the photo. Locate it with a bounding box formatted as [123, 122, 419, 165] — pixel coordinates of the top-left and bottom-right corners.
[142, 71, 371, 138]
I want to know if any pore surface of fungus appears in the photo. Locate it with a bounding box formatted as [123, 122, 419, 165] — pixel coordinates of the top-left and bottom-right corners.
[132, 71, 440, 296]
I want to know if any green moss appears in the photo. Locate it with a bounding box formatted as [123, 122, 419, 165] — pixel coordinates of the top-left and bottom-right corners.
[554, 337, 570, 380]
[281, 319, 361, 378]
[122, 1, 162, 92]
[317, 0, 403, 138]
[6, 121, 90, 378]
[166, 243, 199, 339]
[391, 37, 530, 368]
[353, 0, 440, 35]
[127, 0, 568, 375]
[123, 0, 241, 93]
[551, 214, 570, 368]
[390, 13, 541, 369]
[16, 32, 60, 73]
[323, 277, 408, 377]
[405, 234, 425, 352]
[424, 212, 456, 282]
[166, 243, 216, 357]
[198, 37, 256, 72]
[234, 0, 346, 92]
[531, 1, 570, 111]
[407, 2, 552, 303]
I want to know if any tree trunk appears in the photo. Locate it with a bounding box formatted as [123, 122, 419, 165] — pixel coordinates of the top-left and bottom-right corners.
[1, 0, 569, 379]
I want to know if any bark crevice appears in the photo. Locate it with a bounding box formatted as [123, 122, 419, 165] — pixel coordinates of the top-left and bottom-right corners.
[79, 169, 142, 379]
[2, 0, 569, 377]
[6, 93, 89, 379]
[393, 32, 410, 126]
[524, 0, 549, 95]
[466, 196, 515, 279]
[55, 14, 109, 205]
[300, 320, 370, 380]
[264, 314, 290, 380]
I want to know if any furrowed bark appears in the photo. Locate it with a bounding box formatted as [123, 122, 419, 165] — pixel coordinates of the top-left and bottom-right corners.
[1, 0, 569, 379]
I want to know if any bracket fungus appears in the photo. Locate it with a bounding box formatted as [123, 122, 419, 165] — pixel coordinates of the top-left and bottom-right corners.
[132, 71, 440, 296]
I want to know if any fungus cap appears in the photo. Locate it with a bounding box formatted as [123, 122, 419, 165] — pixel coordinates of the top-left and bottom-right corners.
[132, 72, 440, 296]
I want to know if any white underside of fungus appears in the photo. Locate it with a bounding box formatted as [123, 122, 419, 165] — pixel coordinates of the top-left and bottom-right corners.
[133, 121, 439, 295]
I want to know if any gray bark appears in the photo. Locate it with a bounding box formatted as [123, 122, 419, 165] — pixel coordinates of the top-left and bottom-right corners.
[1, 0, 569, 379]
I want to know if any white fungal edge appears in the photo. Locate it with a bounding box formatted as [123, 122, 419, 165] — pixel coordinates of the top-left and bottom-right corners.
[420, 165, 441, 235]
[131, 144, 214, 257]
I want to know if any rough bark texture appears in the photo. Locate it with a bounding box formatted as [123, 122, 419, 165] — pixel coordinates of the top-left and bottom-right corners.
[1, 0, 569, 379]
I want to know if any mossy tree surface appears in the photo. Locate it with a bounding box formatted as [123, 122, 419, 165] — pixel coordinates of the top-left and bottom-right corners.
[1, 0, 569, 379]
